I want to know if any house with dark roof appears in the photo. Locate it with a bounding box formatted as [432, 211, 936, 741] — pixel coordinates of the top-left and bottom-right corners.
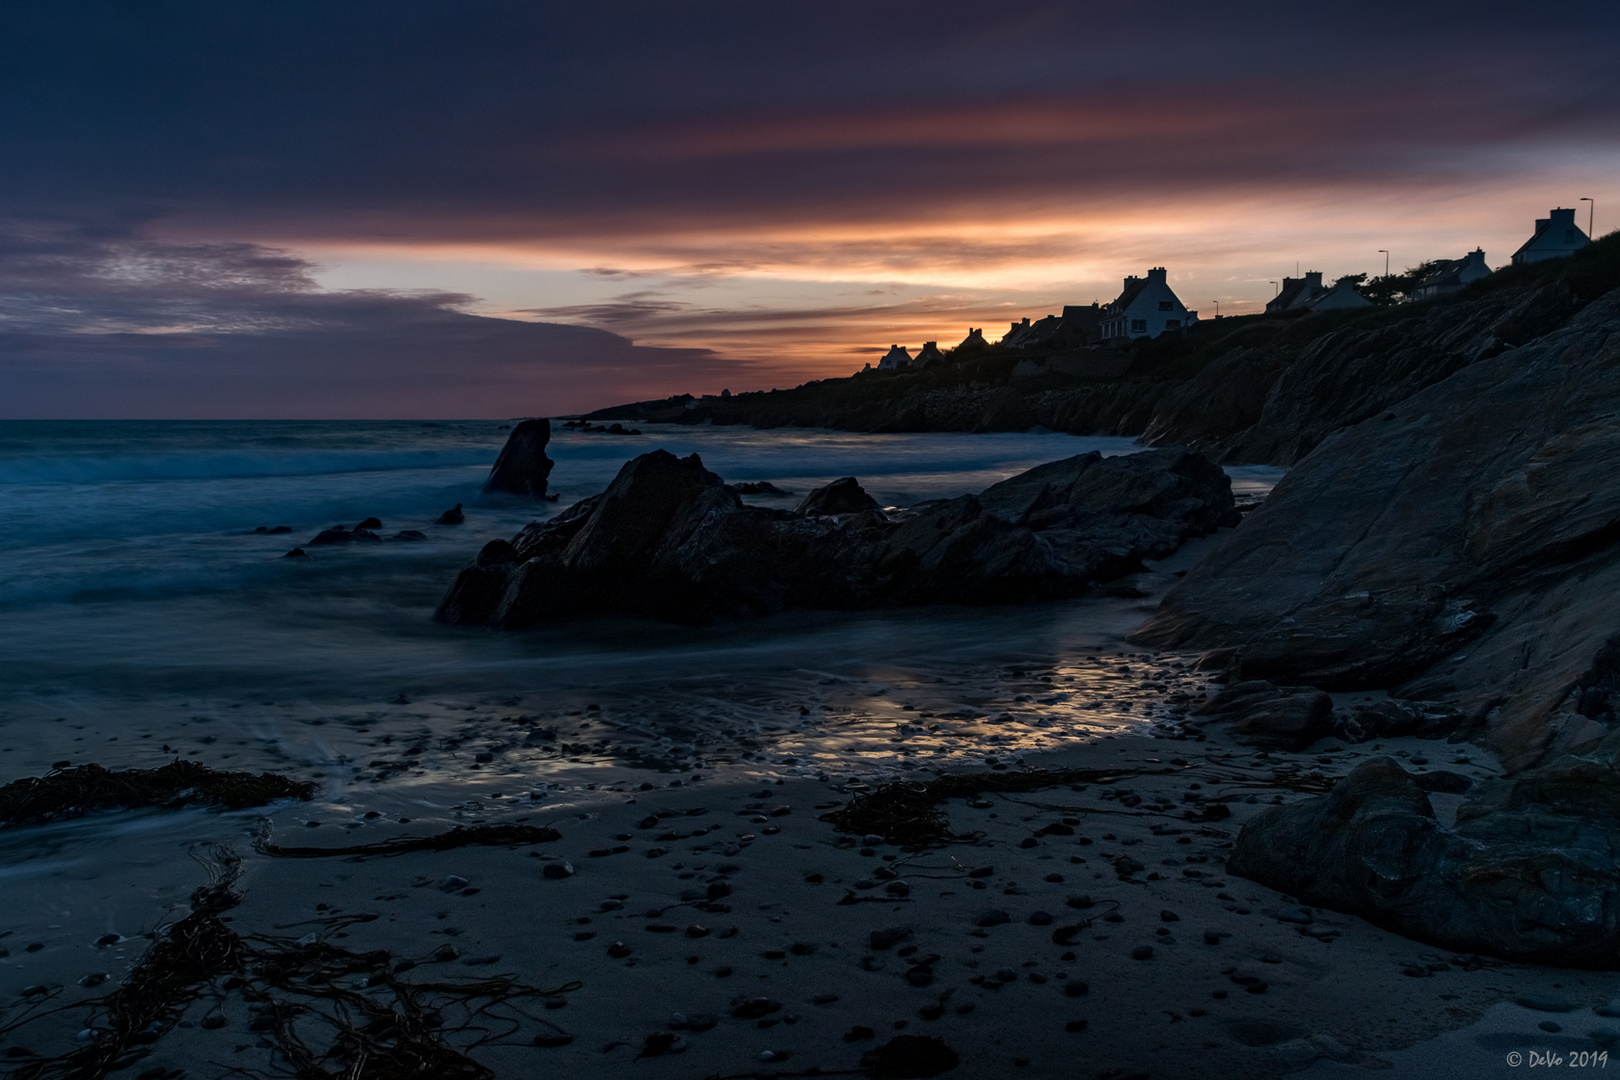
[913, 341, 946, 366]
[1099, 268, 1196, 340]
[1414, 249, 1492, 299]
[1512, 208, 1590, 265]
[956, 328, 989, 353]
[1265, 271, 1326, 315]
[876, 344, 913, 370]
[1306, 276, 1374, 311]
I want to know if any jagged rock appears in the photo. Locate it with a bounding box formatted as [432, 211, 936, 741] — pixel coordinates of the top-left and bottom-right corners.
[1133, 289, 1620, 771]
[436, 446, 1235, 627]
[797, 477, 878, 516]
[1228, 748, 1620, 967]
[484, 418, 554, 497]
[309, 526, 351, 545]
[436, 503, 465, 525]
[1190, 680, 1333, 751]
[1333, 698, 1465, 743]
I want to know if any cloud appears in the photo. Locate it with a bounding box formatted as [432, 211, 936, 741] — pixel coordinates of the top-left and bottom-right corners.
[0, 227, 729, 417]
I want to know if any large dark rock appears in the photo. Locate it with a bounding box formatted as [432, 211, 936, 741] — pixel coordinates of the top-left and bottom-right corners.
[436, 446, 1237, 627]
[797, 477, 879, 516]
[484, 418, 555, 498]
[1190, 680, 1333, 751]
[1132, 290, 1620, 771]
[1229, 749, 1620, 967]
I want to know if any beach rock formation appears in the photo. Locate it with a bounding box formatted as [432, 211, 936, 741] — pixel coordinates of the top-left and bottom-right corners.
[483, 418, 554, 497]
[436, 446, 1237, 627]
[1189, 680, 1334, 751]
[1229, 749, 1620, 967]
[1133, 290, 1620, 771]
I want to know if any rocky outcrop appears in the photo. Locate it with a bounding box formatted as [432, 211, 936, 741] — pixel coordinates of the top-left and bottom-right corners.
[484, 418, 555, 497]
[797, 477, 879, 516]
[436, 447, 1237, 627]
[1189, 680, 1334, 752]
[1132, 290, 1620, 771]
[1229, 748, 1620, 967]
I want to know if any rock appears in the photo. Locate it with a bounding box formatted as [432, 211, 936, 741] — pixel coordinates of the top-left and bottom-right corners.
[732, 481, 791, 496]
[1130, 945, 1154, 960]
[1192, 680, 1333, 751]
[869, 926, 911, 950]
[1028, 911, 1053, 926]
[393, 529, 427, 542]
[1132, 288, 1620, 772]
[729, 997, 782, 1019]
[1413, 770, 1472, 794]
[309, 526, 352, 545]
[859, 1034, 960, 1078]
[484, 419, 555, 498]
[356, 517, 382, 530]
[1336, 698, 1465, 743]
[1515, 994, 1576, 1012]
[437, 446, 1237, 627]
[975, 909, 1011, 928]
[1228, 750, 1620, 966]
[436, 503, 465, 525]
[283, 547, 309, 558]
[797, 477, 879, 516]
[541, 861, 574, 879]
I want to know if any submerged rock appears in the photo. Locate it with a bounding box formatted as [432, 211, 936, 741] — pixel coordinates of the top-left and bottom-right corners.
[436, 503, 465, 525]
[435, 446, 1237, 626]
[484, 418, 555, 498]
[1229, 746, 1620, 967]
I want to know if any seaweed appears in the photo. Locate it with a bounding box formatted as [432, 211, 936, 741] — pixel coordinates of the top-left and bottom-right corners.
[820, 766, 1178, 847]
[254, 823, 561, 859]
[0, 762, 314, 828]
[2, 845, 576, 1080]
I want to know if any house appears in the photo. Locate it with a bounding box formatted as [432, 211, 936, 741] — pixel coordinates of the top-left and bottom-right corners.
[1414, 249, 1492, 299]
[914, 341, 946, 366]
[876, 344, 913, 371]
[956, 328, 989, 353]
[1265, 271, 1326, 315]
[1099, 267, 1196, 340]
[1511, 208, 1589, 265]
[1307, 276, 1374, 311]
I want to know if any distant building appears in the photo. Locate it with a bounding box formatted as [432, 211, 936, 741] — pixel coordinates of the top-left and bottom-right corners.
[1512, 208, 1590, 265]
[1414, 249, 1492, 299]
[876, 344, 913, 371]
[914, 341, 946, 366]
[956, 327, 989, 353]
[1100, 268, 1196, 340]
[1307, 276, 1374, 311]
[1266, 271, 1326, 315]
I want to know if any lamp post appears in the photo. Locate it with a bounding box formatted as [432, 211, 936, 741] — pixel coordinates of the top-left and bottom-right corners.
[1269, 281, 1278, 297]
[1581, 198, 1595, 238]
[1213, 300, 1220, 318]
[1378, 250, 1389, 278]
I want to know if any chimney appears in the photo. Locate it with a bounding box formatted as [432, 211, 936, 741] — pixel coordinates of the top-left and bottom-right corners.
[1304, 271, 1322, 290]
[1147, 267, 1167, 282]
[1550, 208, 1577, 224]
[1535, 217, 1550, 232]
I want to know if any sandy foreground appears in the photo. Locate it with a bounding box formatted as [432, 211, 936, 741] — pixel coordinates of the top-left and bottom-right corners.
[4, 719, 1617, 1080]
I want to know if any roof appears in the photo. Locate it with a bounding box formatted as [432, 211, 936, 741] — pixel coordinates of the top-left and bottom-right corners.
[1108, 278, 1150, 314]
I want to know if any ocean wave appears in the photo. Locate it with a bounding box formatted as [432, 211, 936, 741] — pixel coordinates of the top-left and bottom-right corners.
[0, 448, 494, 486]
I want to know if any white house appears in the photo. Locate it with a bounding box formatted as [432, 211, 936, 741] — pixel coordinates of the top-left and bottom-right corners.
[1512, 208, 1590, 265]
[1100, 267, 1196, 340]
[876, 344, 913, 370]
[1414, 249, 1492, 299]
[1307, 276, 1374, 311]
[1265, 271, 1326, 315]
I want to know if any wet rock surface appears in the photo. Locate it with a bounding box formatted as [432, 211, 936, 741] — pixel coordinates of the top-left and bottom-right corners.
[1229, 743, 1620, 967]
[1133, 290, 1620, 772]
[437, 446, 1238, 627]
[483, 417, 555, 498]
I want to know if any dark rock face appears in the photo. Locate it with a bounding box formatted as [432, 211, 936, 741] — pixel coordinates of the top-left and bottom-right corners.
[436, 503, 465, 525]
[436, 446, 1236, 627]
[484, 418, 555, 497]
[1190, 680, 1333, 751]
[797, 477, 879, 516]
[1229, 750, 1620, 967]
[1132, 291, 1620, 770]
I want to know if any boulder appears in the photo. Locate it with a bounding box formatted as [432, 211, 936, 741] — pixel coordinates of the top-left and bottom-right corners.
[436, 503, 465, 525]
[1132, 290, 1620, 771]
[436, 446, 1237, 627]
[1228, 749, 1620, 967]
[1191, 679, 1333, 751]
[484, 419, 555, 498]
[797, 477, 878, 516]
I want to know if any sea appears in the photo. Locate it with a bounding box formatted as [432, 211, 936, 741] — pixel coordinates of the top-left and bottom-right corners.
[0, 420, 1282, 981]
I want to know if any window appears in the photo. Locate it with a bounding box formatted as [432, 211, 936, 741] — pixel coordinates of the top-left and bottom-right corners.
[1164, 319, 1180, 329]
[1158, 301, 1173, 311]
[1130, 319, 1147, 333]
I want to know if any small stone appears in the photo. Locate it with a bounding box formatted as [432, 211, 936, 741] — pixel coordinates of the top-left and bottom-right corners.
[1160, 910, 1180, 923]
[542, 862, 575, 879]
[975, 909, 1011, 928]
[1028, 911, 1054, 926]
[1064, 980, 1089, 997]
[1131, 945, 1154, 960]
[1540, 1020, 1563, 1033]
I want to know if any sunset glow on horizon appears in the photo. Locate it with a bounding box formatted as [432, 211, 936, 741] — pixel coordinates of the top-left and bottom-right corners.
[2, 1, 1617, 415]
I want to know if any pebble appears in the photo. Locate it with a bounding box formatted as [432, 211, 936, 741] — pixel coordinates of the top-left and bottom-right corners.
[975, 910, 1011, 927]
[1160, 910, 1180, 922]
[1028, 911, 1054, 926]
[542, 862, 575, 879]
[1131, 945, 1154, 960]
[1064, 980, 1089, 997]
[1275, 904, 1314, 924]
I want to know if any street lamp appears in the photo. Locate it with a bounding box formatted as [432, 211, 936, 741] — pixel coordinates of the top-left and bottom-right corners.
[1269, 281, 1278, 297]
[1213, 300, 1220, 318]
[1581, 198, 1595, 238]
[1378, 250, 1389, 277]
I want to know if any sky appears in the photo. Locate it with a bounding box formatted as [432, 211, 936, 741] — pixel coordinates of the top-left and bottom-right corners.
[2, 1, 1618, 418]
